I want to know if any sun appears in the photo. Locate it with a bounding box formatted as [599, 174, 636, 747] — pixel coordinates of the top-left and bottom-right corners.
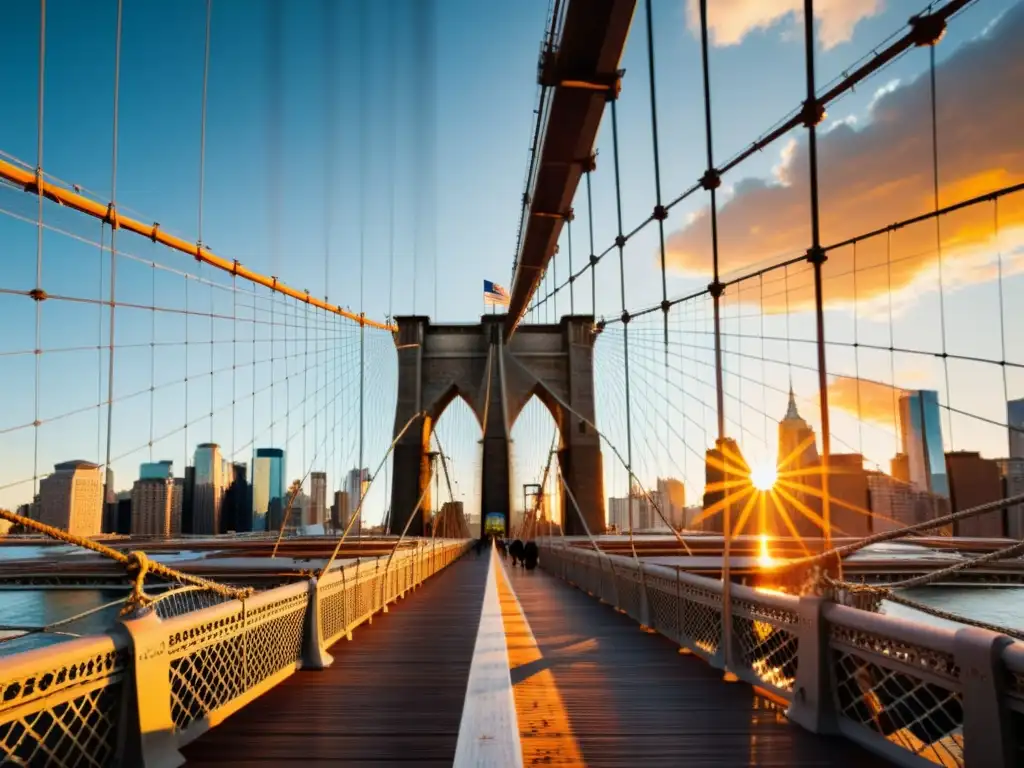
[749, 462, 778, 491]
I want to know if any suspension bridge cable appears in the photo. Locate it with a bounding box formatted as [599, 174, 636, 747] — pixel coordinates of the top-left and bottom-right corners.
[101, 0, 124, 512]
[608, 99, 638, 565]
[31, 0, 46, 504]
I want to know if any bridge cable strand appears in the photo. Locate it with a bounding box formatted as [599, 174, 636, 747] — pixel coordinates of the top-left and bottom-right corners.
[697, 0, 739, 677]
[928, 43, 955, 453]
[608, 99, 639, 568]
[502, 347, 692, 556]
[31, 0, 46, 504]
[318, 410, 428, 579]
[0, 507, 252, 613]
[105, 0, 124, 513]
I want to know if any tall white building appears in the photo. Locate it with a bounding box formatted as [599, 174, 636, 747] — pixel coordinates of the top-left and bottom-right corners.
[38, 460, 104, 536]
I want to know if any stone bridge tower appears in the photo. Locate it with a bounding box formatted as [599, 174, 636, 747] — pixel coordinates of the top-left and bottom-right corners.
[388, 314, 605, 538]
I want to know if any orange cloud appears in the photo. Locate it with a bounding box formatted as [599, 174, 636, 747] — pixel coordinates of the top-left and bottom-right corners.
[823, 376, 902, 429]
[685, 0, 882, 49]
[667, 6, 1024, 312]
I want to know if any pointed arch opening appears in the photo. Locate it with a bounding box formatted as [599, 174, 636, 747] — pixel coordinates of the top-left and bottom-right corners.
[510, 388, 565, 538]
[427, 389, 482, 536]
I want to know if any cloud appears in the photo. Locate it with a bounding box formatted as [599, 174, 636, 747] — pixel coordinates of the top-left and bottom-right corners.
[667, 4, 1024, 312]
[823, 376, 902, 428]
[685, 0, 883, 50]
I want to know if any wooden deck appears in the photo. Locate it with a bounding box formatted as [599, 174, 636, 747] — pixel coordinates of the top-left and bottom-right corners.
[501, 561, 878, 767]
[182, 547, 878, 766]
[182, 552, 491, 766]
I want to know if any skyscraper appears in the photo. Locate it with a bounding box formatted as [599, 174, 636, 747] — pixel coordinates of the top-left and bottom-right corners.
[193, 443, 227, 534]
[656, 477, 686, 529]
[775, 389, 822, 538]
[252, 448, 286, 531]
[131, 474, 182, 536]
[702, 437, 748, 534]
[899, 390, 948, 497]
[222, 462, 250, 533]
[310, 471, 328, 527]
[38, 460, 104, 536]
[346, 467, 370, 527]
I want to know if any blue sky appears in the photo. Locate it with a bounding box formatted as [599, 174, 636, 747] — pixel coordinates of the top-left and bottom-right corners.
[1, 0, 1022, 521]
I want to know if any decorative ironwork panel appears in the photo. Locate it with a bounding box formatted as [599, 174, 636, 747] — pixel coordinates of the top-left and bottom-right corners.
[0, 643, 128, 768]
[831, 647, 964, 766]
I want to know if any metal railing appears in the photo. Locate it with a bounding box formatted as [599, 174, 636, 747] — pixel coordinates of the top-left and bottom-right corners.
[539, 540, 1023, 768]
[0, 538, 470, 767]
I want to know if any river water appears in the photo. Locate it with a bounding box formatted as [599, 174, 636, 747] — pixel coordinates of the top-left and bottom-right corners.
[1, 543, 1022, 658]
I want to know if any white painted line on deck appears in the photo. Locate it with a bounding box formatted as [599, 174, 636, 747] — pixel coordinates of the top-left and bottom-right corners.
[452, 544, 524, 768]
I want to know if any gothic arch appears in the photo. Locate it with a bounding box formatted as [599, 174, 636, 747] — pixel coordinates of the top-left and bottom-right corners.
[389, 314, 605, 537]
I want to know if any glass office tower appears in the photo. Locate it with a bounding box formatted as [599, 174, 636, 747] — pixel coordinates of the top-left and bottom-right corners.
[193, 443, 227, 534]
[252, 448, 286, 531]
[899, 390, 948, 497]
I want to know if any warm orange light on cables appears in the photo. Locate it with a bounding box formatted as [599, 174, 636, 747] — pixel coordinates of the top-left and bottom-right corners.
[0, 157, 396, 332]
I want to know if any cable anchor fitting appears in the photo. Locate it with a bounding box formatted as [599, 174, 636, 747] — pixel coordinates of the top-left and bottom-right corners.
[660, 299, 671, 314]
[582, 153, 597, 174]
[708, 280, 725, 299]
[615, 235, 626, 249]
[105, 203, 119, 230]
[29, 288, 48, 302]
[653, 205, 668, 221]
[149, 223, 160, 242]
[700, 169, 721, 191]
[800, 99, 826, 128]
[806, 245, 827, 266]
[589, 253, 598, 267]
[909, 12, 947, 47]
[620, 310, 631, 325]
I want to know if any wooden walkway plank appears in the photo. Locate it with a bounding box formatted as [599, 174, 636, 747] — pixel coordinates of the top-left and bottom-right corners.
[182, 552, 491, 766]
[502, 563, 878, 767]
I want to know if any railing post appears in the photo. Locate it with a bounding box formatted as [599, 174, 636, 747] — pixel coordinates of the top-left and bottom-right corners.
[301, 576, 334, 670]
[117, 610, 185, 768]
[787, 595, 837, 734]
[954, 627, 1014, 767]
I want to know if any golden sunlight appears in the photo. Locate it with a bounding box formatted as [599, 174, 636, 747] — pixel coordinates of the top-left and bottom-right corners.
[749, 462, 778, 491]
[757, 534, 777, 569]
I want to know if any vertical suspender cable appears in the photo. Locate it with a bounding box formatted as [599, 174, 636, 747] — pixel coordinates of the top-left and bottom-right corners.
[357, 0, 368, 537]
[697, 0, 736, 681]
[567, 215, 575, 314]
[32, 0, 46, 504]
[609, 99, 638, 565]
[929, 46, 954, 451]
[801, 0, 832, 552]
[103, 0, 124, 510]
[586, 171, 596, 315]
[200, 0, 213, 448]
[323, 0, 338, 517]
[644, 0, 672, 493]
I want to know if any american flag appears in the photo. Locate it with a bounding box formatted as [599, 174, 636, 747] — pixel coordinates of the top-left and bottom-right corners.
[483, 280, 510, 306]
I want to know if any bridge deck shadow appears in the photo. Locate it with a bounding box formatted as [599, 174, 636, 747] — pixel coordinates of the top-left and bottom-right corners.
[503, 562, 878, 767]
[181, 553, 490, 766]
